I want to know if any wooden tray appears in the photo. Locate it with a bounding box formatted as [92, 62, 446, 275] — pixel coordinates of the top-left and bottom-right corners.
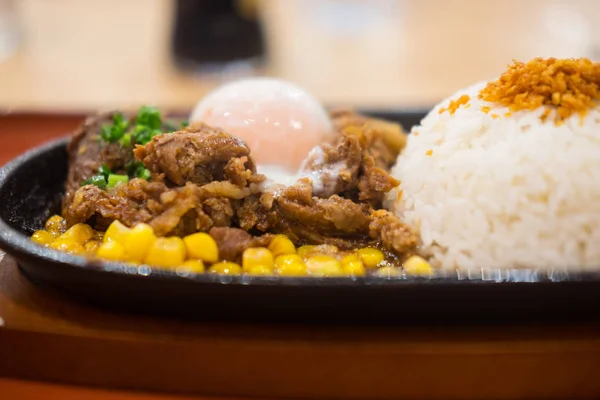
[2, 251, 600, 399]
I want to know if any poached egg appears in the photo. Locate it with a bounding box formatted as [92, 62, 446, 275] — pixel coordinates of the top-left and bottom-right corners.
[189, 78, 334, 188]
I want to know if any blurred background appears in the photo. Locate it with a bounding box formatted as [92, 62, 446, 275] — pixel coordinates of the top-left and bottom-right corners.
[0, 0, 600, 113]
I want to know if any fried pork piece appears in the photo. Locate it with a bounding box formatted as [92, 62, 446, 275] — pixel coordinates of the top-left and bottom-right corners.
[330, 109, 407, 168]
[208, 227, 272, 261]
[276, 179, 371, 236]
[64, 178, 252, 237]
[236, 193, 276, 233]
[357, 156, 399, 205]
[134, 123, 261, 186]
[237, 179, 418, 255]
[299, 110, 404, 203]
[369, 209, 418, 256]
[299, 133, 362, 198]
[63, 112, 135, 213]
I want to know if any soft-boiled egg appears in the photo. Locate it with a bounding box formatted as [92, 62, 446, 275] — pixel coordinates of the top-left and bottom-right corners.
[189, 78, 334, 176]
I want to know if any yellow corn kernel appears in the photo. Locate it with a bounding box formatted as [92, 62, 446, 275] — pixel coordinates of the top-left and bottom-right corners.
[373, 266, 403, 278]
[403, 255, 434, 276]
[342, 252, 360, 260]
[103, 220, 131, 244]
[57, 223, 94, 244]
[276, 263, 308, 276]
[268, 234, 296, 257]
[49, 238, 85, 254]
[177, 259, 205, 274]
[96, 241, 126, 261]
[245, 264, 274, 276]
[275, 254, 303, 267]
[276, 262, 308, 276]
[123, 223, 156, 262]
[341, 254, 366, 277]
[343, 260, 366, 277]
[274, 254, 307, 276]
[242, 247, 274, 272]
[45, 215, 66, 237]
[305, 255, 344, 277]
[31, 230, 54, 246]
[183, 232, 219, 263]
[297, 245, 315, 259]
[84, 240, 100, 253]
[209, 262, 243, 275]
[357, 247, 385, 269]
[144, 237, 186, 268]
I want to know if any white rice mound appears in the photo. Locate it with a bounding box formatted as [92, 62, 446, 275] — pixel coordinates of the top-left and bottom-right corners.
[385, 81, 600, 271]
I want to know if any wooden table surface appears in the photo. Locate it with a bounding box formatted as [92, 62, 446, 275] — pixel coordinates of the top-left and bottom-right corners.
[0, 378, 228, 400]
[2, 116, 600, 399]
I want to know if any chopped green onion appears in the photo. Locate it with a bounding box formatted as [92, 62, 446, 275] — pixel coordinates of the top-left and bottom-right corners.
[133, 126, 161, 145]
[109, 128, 125, 142]
[81, 165, 112, 188]
[99, 113, 129, 143]
[99, 106, 168, 147]
[119, 133, 132, 147]
[100, 125, 112, 142]
[181, 120, 189, 128]
[125, 160, 141, 176]
[133, 127, 152, 145]
[137, 167, 151, 180]
[125, 161, 151, 180]
[99, 105, 168, 148]
[135, 106, 162, 130]
[107, 174, 129, 188]
[98, 164, 111, 180]
[125, 160, 137, 176]
[81, 175, 107, 189]
[113, 113, 128, 130]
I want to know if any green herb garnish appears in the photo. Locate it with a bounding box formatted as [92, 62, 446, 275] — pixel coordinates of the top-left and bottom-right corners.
[100, 113, 129, 143]
[90, 106, 174, 189]
[81, 164, 112, 188]
[125, 160, 137, 175]
[138, 168, 151, 180]
[126, 160, 152, 181]
[119, 133, 132, 147]
[99, 106, 184, 147]
[100, 125, 111, 142]
[181, 120, 189, 128]
[107, 174, 129, 188]
[81, 175, 107, 189]
[135, 106, 162, 130]
[132, 125, 161, 146]
[98, 164, 111, 180]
